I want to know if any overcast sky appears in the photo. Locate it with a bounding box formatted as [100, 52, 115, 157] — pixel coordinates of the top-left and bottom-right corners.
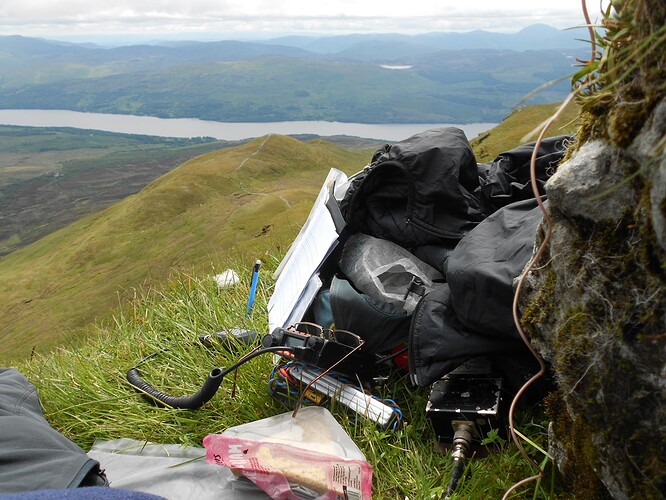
[0, 0, 601, 40]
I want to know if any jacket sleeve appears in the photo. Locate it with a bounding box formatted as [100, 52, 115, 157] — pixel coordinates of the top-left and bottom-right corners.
[0, 368, 108, 493]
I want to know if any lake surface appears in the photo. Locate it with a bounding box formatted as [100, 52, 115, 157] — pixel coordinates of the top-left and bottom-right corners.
[0, 109, 497, 142]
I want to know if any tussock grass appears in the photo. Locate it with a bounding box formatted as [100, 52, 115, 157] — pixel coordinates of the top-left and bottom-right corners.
[574, 0, 665, 151]
[13, 257, 561, 499]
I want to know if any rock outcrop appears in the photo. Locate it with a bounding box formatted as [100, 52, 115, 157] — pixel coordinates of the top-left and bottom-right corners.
[519, 2, 665, 497]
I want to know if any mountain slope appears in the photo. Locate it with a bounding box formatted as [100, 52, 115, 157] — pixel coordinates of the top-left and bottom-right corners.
[0, 53, 576, 123]
[470, 102, 580, 162]
[0, 127, 229, 256]
[0, 135, 371, 361]
[0, 35, 313, 73]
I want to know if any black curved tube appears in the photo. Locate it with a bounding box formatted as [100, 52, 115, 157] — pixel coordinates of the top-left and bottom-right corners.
[126, 366, 225, 409]
[126, 346, 293, 409]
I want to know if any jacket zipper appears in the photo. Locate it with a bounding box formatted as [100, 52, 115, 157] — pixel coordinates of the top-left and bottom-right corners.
[405, 215, 466, 240]
[407, 291, 432, 386]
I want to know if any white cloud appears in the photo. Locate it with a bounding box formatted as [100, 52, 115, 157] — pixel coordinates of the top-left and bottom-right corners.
[0, 0, 601, 38]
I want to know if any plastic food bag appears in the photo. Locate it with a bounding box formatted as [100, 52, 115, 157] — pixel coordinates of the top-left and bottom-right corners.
[88, 438, 268, 499]
[203, 407, 372, 499]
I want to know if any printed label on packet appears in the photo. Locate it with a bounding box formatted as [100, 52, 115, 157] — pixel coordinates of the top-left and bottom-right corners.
[332, 463, 362, 500]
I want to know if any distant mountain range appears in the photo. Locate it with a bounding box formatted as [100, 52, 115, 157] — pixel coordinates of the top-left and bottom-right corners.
[0, 25, 587, 123]
[41, 23, 587, 53]
[265, 24, 586, 55]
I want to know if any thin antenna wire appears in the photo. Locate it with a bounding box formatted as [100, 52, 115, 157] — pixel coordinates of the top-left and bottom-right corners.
[502, 88, 581, 499]
[291, 339, 365, 418]
[231, 344, 262, 398]
[502, 1, 598, 494]
[584, 0, 597, 61]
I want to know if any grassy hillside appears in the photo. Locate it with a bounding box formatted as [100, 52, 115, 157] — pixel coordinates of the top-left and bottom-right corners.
[0, 126, 229, 255]
[0, 135, 372, 362]
[470, 102, 580, 162]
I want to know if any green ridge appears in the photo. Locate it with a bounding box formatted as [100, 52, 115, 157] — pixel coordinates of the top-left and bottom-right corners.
[0, 135, 371, 362]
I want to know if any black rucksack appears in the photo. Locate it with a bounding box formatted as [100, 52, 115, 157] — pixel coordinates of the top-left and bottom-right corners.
[306, 128, 570, 389]
[339, 127, 485, 247]
[408, 197, 546, 389]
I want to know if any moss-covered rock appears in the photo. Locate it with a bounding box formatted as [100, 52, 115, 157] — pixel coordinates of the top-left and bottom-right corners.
[520, 2, 665, 496]
[524, 98, 665, 499]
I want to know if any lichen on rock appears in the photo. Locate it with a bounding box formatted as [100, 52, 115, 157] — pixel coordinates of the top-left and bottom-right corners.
[546, 139, 636, 223]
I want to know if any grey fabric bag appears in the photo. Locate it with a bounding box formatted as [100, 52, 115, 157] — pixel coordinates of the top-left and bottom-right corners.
[316, 232, 443, 356]
[0, 368, 108, 493]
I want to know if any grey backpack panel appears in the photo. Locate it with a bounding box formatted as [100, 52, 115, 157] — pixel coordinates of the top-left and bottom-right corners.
[338, 233, 443, 313]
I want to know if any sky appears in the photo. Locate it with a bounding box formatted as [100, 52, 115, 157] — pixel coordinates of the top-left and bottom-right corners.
[0, 0, 600, 42]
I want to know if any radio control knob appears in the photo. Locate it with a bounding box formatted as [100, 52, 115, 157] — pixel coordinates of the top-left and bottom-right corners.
[263, 329, 283, 348]
[306, 336, 324, 350]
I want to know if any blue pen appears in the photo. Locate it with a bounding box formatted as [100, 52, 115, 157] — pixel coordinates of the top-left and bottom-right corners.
[246, 259, 261, 316]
